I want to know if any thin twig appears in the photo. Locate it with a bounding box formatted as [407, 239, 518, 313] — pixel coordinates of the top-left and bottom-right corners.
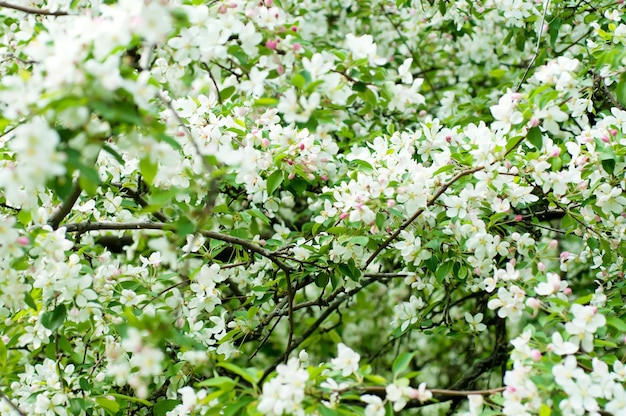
[364, 166, 484, 268]
[380, 5, 441, 105]
[258, 277, 380, 384]
[0, 389, 26, 416]
[62, 221, 293, 273]
[201, 62, 223, 105]
[0, 1, 69, 16]
[516, 0, 551, 91]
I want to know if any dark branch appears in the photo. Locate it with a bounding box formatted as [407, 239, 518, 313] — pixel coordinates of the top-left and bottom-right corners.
[365, 166, 484, 268]
[0, 1, 69, 16]
[48, 182, 82, 229]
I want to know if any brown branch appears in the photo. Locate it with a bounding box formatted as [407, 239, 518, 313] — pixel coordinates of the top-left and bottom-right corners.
[201, 62, 223, 105]
[258, 277, 380, 384]
[48, 182, 82, 229]
[110, 182, 169, 223]
[0, 389, 26, 416]
[364, 166, 484, 268]
[380, 5, 441, 105]
[515, 0, 551, 91]
[62, 221, 293, 273]
[0, 1, 69, 16]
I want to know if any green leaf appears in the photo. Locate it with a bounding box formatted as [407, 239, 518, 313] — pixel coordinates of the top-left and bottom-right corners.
[617, 79, 626, 108]
[315, 272, 330, 288]
[139, 157, 158, 186]
[606, 315, 626, 332]
[392, 352, 414, 375]
[432, 164, 455, 176]
[0, 337, 7, 368]
[155, 132, 182, 151]
[435, 261, 453, 283]
[527, 127, 542, 149]
[291, 74, 306, 89]
[108, 393, 152, 407]
[24, 291, 37, 310]
[602, 158, 616, 174]
[175, 216, 195, 237]
[217, 362, 258, 385]
[102, 144, 125, 165]
[152, 400, 180, 416]
[266, 170, 284, 196]
[95, 397, 120, 416]
[539, 403, 552, 416]
[91, 100, 142, 125]
[220, 86, 236, 101]
[223, 397, 254, 416]
[78, 164, 101, 196]
[41, 304, 67, 331]
[254, 97, 279, 106]
[196, 376, 237, 388]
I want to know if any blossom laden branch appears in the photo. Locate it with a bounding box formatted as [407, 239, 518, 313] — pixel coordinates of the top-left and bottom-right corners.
[62, 221, 293, 273]
[516, 0, 551, 91]
[364, 166, 484, 268]
[0, 1, 69, 16]
[0, 389, 26, 416]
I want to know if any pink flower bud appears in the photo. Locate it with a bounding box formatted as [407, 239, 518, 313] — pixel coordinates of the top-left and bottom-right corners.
[292, 43, 301, 52]
[299, 142, 305, 151]
[549, 239, 558, 249]
[601, 135, 610, 143]
[610, 129, 618, 136]
[340, 212, 349, 220]
[265, 39, 278, 50]
[419, 110, 427, 117]
[530, 349, 542, 361]
[291, 26, 298, 32]
[277, 65, 285, 75]
[515, 214, 523, 221]
[259, 239, 266, 246]
[387, 199, 396, 207]
[560, 251, 571, 261]
[510, 92, 523, 101]
[16, 236, 29, 246]
[288, 173, 295, 180]
[537, 262, 546, 272]
[526, 297, 541, 311]
[563, 287, 572, 296]
[529, 117, 540, 127]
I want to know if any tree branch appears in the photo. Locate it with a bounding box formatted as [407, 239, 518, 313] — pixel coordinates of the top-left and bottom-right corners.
[365, 166, 484, 268]
[48, 182, 82, 230]
[0, 1, 69, 16]
[62, 221, 293, 273]
[0, 389, 26, 416]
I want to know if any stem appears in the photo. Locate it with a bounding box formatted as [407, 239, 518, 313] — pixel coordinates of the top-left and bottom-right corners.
[364, 166, 484, 268]
[0, 1, 69, 16]
[48, 182, 82, 229]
